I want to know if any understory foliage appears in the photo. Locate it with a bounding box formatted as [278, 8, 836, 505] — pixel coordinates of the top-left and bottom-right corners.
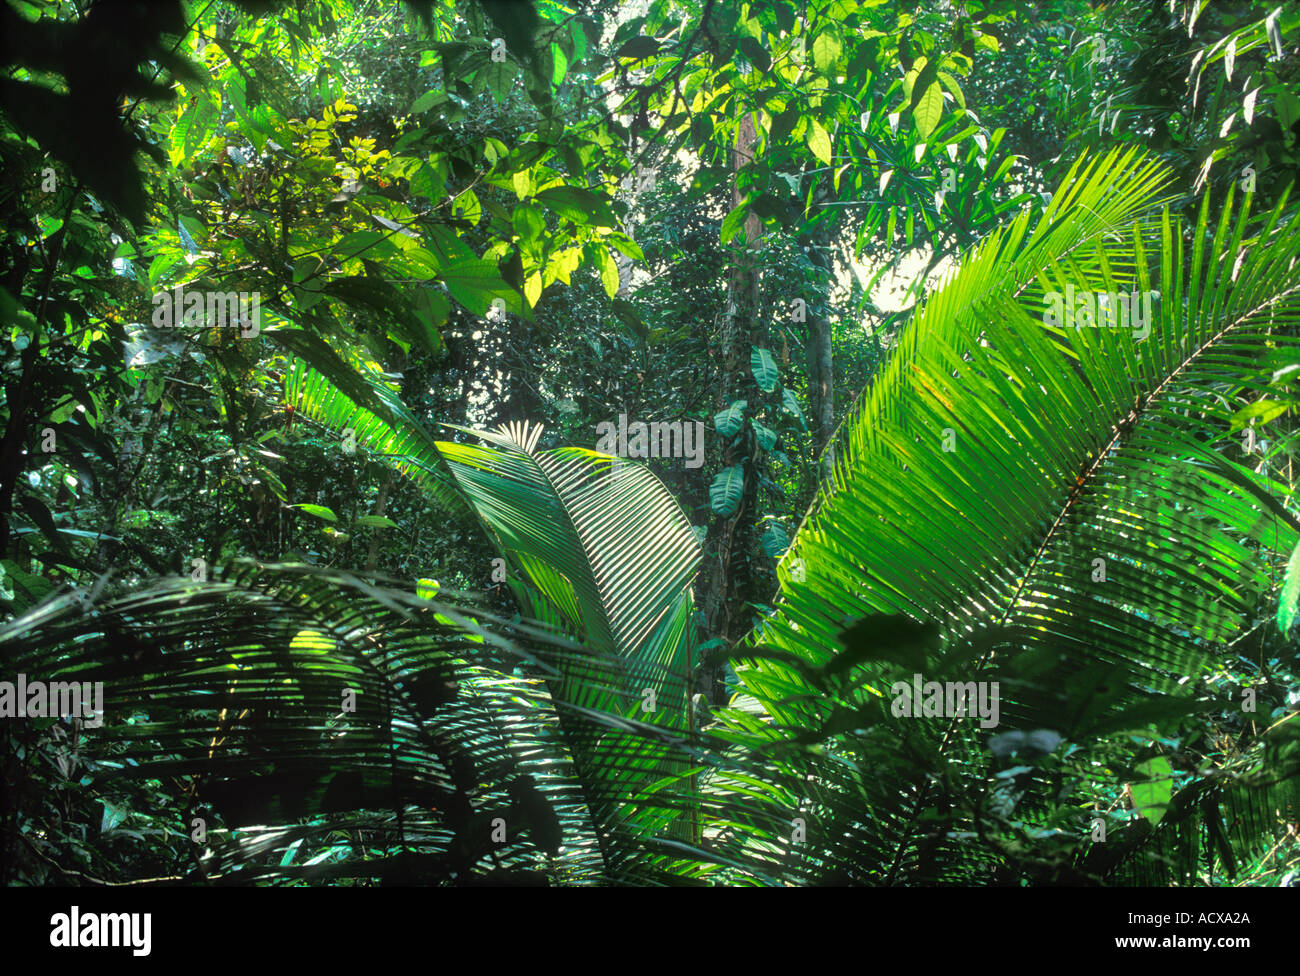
[2, 0, 1299, 886]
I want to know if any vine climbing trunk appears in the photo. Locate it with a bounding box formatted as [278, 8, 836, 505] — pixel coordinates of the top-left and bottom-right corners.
[697, 109, 764, 705]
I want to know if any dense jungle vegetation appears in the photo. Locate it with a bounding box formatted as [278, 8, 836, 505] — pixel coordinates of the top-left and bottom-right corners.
[1, 0, 1300, 888]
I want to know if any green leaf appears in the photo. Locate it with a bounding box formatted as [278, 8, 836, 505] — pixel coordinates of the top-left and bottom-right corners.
[101, 800, 127, 833]
[714, 400, 748, 438]
[812, 31, 841, 73]
[781, 388, 806, 430]
[721, 202, 751, 244]
[424, 225, 478, 267]
[434, 425, 701, 766]
[291, 504, 339, 523]
[290, 629, 334, 653]
[411, 89, 447, 114]
[606, 232, 644, 262]
[356, 515, 399, 529]
[594, 245, 619, 298]
[710, 466, 745, 518]
[1231, 399, 1289, 430]
[513, 204, 545, 249]
[760, 524, 788, 558]
[737, 36, 771, 72]
[408, 289, 450, 355]
[937, 71, 965, 110]
[615, 36, 660, 60]
[610, 298, 647, 339]
[912, 81, 943, 140]
[807, 120, 832, 165]
[751, 347, 779, 392]
[441, 258, 521, 317]
[0, 559, 52, 614]
[1131, 756, 1174, 826]
[1278, 537, 1300, 637]
[753, 419, 777, 451]
[481, 58, 519, 103]
[536, 185, 616, 227]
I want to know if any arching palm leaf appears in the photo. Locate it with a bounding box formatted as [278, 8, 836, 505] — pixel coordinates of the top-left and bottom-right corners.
[0, 561, 706, 884]
[726, 147, 1300, 884]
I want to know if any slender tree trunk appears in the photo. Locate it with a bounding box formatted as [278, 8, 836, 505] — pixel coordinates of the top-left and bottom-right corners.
[364, 468, 394, 572]
[802, 197, 835, 481]
[697, 110, 764, 705]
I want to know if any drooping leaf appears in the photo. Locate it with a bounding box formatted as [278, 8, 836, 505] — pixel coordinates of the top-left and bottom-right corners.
[751, 347, 779, 392]
[714, 400, 748, 438]
[710, 465, 745, 518]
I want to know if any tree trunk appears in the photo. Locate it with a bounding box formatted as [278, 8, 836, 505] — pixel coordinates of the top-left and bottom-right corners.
[802, 189, 835, 482]
[697, 110, 764, 705]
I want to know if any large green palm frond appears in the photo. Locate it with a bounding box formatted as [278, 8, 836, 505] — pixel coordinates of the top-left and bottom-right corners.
[284, 355, 465, 514]
[0, 562, 679, 884]
[0, 561, 816, 885]
[722, 147, 1300, 884]
[436, 424, 700, 706]
[286, 358, 707, 852]
[285, 366, 702, 712]
[434, 424, 704, 850]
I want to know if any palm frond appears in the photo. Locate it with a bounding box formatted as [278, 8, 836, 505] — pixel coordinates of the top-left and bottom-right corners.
[725, 147, 1300, 883]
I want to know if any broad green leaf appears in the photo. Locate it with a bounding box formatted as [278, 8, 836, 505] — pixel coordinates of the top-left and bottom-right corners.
[751, 347, 779, 392]
[721, 202, 750, 244]
[808, 120, 832, 165]
[753, 418, 777, 451]
[594, 245, 619, 298]
[482, 59, 519, 102]
[441, 258, 521, 317]
[812, 31, 841, 73]
[291, 504, 338, 523]
[616, 36, 660, 60]
[760, 524, 788, 558]
[1131, 756, 1174, 826]
[606, 232, 644, 262]
[912, 82, 943, 139]
[550, 43, 568, 86]
[536, 185, 616, 227]
[411, 89, 446, 114]
[424, 225, 478, 266]
[714, 400, 748, 438]
[513, 204, 545, 249]
[0, 559, 52, 614]
[1231, 399, 1288, 429]
[710, 465, 745, 518]
[937, 71, 965, 109]
[781, 388, 806, 429]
